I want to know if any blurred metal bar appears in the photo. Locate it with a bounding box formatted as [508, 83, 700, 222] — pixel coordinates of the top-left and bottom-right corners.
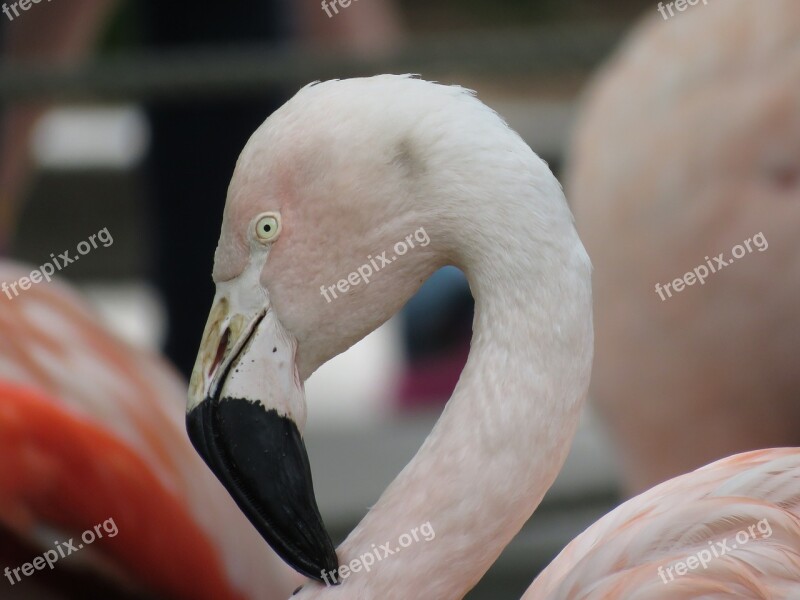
[0, 25, 623, 102]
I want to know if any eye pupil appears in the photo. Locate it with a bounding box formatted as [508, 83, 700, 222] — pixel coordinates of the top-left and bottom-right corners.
[255, 214, 279, 241]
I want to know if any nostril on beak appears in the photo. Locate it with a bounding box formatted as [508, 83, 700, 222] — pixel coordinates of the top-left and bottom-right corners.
[210, 328, 231, 379]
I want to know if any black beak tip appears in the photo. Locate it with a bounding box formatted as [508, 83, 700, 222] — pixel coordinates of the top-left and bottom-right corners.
[186, 397, 339, 583]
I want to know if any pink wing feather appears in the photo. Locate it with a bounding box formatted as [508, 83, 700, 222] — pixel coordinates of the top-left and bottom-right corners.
[0, 261, 299, 598]
[527, 449, 800, 599]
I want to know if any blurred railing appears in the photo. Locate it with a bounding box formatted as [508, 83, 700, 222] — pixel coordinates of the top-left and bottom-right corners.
[0, 25, 623, 101]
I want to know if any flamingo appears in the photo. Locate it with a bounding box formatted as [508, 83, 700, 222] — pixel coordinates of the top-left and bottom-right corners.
[568, 0, 800, 494]
[0, 262, 299, 598]
[186, 75, 800, 598]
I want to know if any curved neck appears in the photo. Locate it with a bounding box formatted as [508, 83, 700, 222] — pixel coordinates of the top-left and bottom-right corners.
[312, 198, 593, 598]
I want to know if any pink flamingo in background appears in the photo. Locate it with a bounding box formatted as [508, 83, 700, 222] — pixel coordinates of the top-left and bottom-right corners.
[0, 262, 299, 598]
[186, 75, 800, 598]
[568, 0, 800, 494]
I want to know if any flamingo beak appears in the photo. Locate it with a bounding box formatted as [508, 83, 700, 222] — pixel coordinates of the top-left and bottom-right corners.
[187, 279, 338, 583]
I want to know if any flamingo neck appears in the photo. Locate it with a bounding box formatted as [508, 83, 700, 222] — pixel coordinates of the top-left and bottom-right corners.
[322, 199, 593, 598]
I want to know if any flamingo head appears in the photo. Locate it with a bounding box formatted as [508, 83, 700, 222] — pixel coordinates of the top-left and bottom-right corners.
[186, 75, 582, 587]
[186, 76, 481, 582]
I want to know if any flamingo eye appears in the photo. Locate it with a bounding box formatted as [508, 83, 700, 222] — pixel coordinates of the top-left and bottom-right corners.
[254, 213, 281, 243]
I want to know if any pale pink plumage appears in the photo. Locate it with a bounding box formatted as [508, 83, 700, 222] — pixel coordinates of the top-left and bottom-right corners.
[569, 0, 800, 494]
[527, 448, 800, 598]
